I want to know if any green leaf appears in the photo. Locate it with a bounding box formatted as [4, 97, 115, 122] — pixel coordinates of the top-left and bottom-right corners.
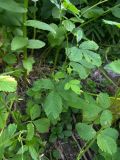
[8, 123, 17, 137]
[27, 39, 45, 49]
[0, 111, 8, 129]
[72, 28, 83, 43]
[112, 7, 120, 18]
[57, 82, 85, 109]
[0, 0, 27, 13]
[105, 59, 120, 74]
[48, 24, 65, 47]
[34, 118, 50, 133]
[30, 104, 41, 120]
[32, 79, 54, 91]
[82, 7, 104, 19]
[76, 123, 96, 141]
[0, 123, 17, 148]
[44, 91, 63, 119]
[17, 145, 28, 155]
[0, 75, 17, 92]
[66, 47, 83, 62]
[3, 54, 17, 65]
[62, 0, 79, 15]
[26, 123, 34, 141]
[29, 146, 38, 160]
[23, 57, 35, 74]
[62, 20, 75, 32]
[25, 20, 56, 33]
[80, 40, 99, 51]
[83, 103, 102, 122]
[70, 62, 89, 79]
[100, 110, 113, 127]
[103, 19, 120, 28]
[101, 128, 119, 141]
[97, 93, 111, 109]
[83, 50, 101, 67]
[11, 36, 28, 51]
[64, 80, 82, 95]
[97, 129, 117, 155]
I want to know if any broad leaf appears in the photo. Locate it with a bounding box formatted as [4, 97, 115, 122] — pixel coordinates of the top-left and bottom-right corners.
[27, 39, 45, 49]
[25, 20, 56, 33]
[97, 93, 111, 109]
[97, 134, 117, 155]
[3, 54, 17, 65]
[11, 36, 28, 51]
[0, 0, 27, 13]
[23, 57, 35, 74]
[62, 0, 79, 15]
[105, 59, 120, 74]
[101, 128, 119, 141]
[32, 79, 54, 91]
[62, 20, 75, 32]
[79, 40, 99, 51]
[44, 91, 63, 119]
[112, 7, 120, 18]
[0, 75, 17, 92]
[100, 110, 113, 127]
[30, 104, 41, 120]
[34, 118, 50, 133]
[76, 123, 96, 141]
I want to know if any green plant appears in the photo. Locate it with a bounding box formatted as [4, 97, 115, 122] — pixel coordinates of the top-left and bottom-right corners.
[0, 0, 120, 159]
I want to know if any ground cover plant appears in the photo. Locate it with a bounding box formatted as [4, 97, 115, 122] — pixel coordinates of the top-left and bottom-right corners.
[0, 0, 120, 159]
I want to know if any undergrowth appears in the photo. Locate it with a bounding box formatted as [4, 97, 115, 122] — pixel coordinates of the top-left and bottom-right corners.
[0, 0, 120, 159]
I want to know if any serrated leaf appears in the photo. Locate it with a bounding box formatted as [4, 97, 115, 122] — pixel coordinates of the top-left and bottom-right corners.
[83, 103, 102, 122]
[97, 93, 111, 109]
[11, 36, 28, 51]
[34, 118, 50, 133]
[26, 123, 34, 141]
[62, 20, 75, 32]
[0, 76, 17, 92]
[97, 133, 117, 155]
[25, 20, 56, 33]
[0, 0, 27, 13]
[105, 59, 120, 74]
[27, 39, 45, 49]
[100, 110, 113, 127]
[44, 91, 63, 119]
[30, 104, 41, 120]
[101, 128, 119, 141]
[76, 123, 96, 141]
[32, 79, 54, 91]
[66, 47, 83, 62]
[80, 40, 99, 51]
[23, 57, 35, 74]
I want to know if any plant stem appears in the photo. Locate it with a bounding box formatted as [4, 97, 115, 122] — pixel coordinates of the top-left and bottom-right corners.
[81, 0, 108, 15]
[80, 3, 120, 27]
[99, 67, 118, 88]
[77, 127, 104, 160]
[31, 2, 37, 55]
[23, 0, 28, 59]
